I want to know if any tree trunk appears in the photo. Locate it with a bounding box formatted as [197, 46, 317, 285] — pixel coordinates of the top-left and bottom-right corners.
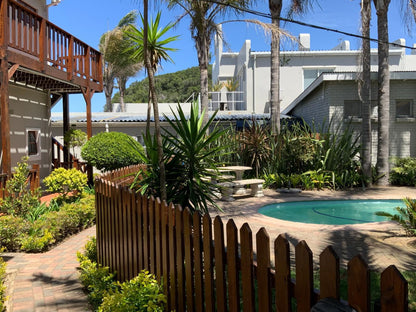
[103, 79, 114, 112]
[117, 77, 126, 112]
[146, 88, 151, 135]
[196, 23, 210, 126]
[143, 0, 167, 200]
[360, 0, 372, 184]
[269, 0, 282, 135]
[374, 0, 391, 186]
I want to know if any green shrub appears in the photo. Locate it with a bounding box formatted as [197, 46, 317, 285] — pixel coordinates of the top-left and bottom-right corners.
[20, 229, 55, 252]
[390, 157, 416, 186]
[64, 128, 87, 158]
[82, 236, 98, 263]
[0, 215, 29, 251]
[0, 251, 6, 312]
[78, 252, 116, 311]
[98, 271, 166, 312]
[81, 132, 144, 172]
[0, 157, 41, 217]
[44, 168, 87, 199]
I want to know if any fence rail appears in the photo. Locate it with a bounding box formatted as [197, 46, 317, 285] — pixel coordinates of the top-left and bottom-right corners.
[95, 169, 408, 312]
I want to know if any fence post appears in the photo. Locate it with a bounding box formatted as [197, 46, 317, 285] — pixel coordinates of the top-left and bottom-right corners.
[226, 219, 240, 312]
[240, 223, 255, 312]
[214, 216, 227, 312]
[275, 234, 292, 312]
[175, 205, 185, 312]
[319, 246, 340, 300]
[256, 227, 271, 312]
[203, 214, 215, 312]
[348, 255, 370, 312]
[295, 240, 314, 312]
[193, 212, 204, 312]
[380, 265, 408, 311]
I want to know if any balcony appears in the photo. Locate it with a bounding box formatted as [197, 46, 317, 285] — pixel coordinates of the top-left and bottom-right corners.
[1, 0, 103, 92]
[209, 91, 246, 111]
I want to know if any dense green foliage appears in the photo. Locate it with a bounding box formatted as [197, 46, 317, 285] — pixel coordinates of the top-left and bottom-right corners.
[376, 198, 416, 236]
[0, 194, 95, 252]
[98, 272, 166, 312]
[78, 237, 166, 311]
[44, 168, 88, 199]
[131, 103, 226, 213]
[390, 157, 416, 186]
[112, 66, 211, 104]
[81, 132, 144, 172]
[212, 118, 363, 190]
[0, 157, 41, 217]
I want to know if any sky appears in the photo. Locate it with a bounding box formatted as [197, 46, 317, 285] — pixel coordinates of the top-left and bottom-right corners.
[48, 0, 416, 113]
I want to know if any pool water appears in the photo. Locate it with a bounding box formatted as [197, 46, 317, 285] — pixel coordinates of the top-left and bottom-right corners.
[258, 199, 404, 225]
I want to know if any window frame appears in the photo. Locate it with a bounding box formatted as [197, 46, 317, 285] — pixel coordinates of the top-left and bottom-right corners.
[26, 128, 41, 161]
[395, 99, 413, 118]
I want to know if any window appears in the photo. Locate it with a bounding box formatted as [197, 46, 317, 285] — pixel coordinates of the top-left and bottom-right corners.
[396, 99, 413, 117]
[344, 100, 361, 118]
[27, 129, 41, 159]
[303, 68, 335, 89]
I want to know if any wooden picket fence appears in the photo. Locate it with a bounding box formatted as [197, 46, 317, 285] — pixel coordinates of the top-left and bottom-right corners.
[95, 170, 409, 312]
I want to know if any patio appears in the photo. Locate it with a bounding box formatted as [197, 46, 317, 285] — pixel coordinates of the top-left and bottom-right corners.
[213, 186, 416, 271]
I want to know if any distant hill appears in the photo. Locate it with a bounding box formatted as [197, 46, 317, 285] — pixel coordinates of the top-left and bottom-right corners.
[112, 66, 212, 104]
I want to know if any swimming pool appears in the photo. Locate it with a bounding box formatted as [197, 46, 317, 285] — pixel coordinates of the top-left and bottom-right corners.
[258, 199, 404, 225]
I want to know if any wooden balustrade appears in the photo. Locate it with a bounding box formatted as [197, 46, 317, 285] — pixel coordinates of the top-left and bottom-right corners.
[0, 164, 40, 199]
[3, 0, 102, 90]
[95, 168, 409, 312]
[51, 137, 87, 173]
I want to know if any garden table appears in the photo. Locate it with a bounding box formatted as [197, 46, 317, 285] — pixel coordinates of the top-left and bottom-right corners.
[216, 166, 252, 195]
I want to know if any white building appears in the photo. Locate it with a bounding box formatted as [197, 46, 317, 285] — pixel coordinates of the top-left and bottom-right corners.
[212, 30, 416, 114]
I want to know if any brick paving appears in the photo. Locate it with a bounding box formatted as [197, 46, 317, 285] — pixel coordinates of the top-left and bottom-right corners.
[212, 186, 416, 271]
[3, 226, 95, 312]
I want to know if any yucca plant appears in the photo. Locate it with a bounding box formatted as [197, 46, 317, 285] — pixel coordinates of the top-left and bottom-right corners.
[376, 198, 416, 236]
[163, 102, 227, 213]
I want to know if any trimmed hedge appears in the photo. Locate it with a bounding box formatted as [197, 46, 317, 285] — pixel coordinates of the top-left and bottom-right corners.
[81, 132, 144, 172]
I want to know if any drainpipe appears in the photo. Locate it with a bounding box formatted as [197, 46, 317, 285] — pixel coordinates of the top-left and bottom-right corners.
[252, 54, 256, 114]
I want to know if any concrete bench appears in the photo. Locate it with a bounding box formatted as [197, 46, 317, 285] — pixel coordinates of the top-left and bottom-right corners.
[232, 178, 265, 197]
[217, 181, 235, 202]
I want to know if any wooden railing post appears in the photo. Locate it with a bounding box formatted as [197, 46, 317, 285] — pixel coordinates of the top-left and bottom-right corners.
[39, 18, 47, 71]
[67, 35, 73, 80]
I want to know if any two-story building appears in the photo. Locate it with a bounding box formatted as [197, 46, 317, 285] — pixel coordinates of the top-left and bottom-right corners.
[0, 0, 103, 180]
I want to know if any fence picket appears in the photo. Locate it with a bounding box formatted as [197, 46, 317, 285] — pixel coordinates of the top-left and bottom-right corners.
[124, 188, 133, 280]
[168, 203, 177, 311]
[226, 220, 240, 312]
[193, 212, 204, 312]
[257, 227, 271, 312]
[155, 198, 162, 280]
[380, 265, 408, 312]
[348, 255, 370, 312]
[136, 194, 143, 274]
[161, 201, 170, 307]
[130, 190, 139, 277]
[295, 240, 314, 312]
[142, 195, 149, 271]
[275, 234, 292, 312]
[240, 223, 255, 312]
[214, 216, 227, 312]
[203, 214, 215, 312]
[176, 206, 185, 312]
[319, 246, 340, 300]
[184, 208, 195, 312]
[149, 196, 156, 275]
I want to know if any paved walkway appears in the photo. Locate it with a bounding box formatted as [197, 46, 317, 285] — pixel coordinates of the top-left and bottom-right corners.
[213, 186, 416, 271]
[3, 226, 95, 312]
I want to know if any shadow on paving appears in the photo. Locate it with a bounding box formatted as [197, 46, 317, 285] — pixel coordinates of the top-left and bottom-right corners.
[31, 272, 81, 287]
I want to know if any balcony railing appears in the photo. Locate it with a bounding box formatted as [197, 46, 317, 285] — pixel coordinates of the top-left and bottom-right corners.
[209, 91, 246, 111]
[2, 0, 102, 91]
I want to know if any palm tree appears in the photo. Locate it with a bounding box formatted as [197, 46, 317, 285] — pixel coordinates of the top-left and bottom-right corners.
[99, 11, 142, 112]
[167, 0, 251, 126]
[373, 0, 391, 186]
[126, 10, 178, 200]
[359, 0, 372, 184]
[269, 0, 313, 135]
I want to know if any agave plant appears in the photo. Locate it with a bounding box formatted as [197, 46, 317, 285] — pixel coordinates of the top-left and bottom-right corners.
[376, 198, 416, 236]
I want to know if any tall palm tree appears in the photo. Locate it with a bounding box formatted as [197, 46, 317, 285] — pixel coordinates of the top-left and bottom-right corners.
[127, 9, 178, 200]
[167, 0, 251, 125]
[373, 0, 391, 186]
[359, 0, 372, 184]
[99, 11, 142, 112]
[269, 0, 313, 135]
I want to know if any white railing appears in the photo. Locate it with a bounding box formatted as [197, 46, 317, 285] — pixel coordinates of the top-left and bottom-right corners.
[208, 91, 245, 111]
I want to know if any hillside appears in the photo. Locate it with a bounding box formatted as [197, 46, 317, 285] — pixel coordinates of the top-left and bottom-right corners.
[112, 66, 212, 104]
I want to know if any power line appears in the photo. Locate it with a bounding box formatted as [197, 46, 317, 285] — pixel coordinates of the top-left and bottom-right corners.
[208, 0, 416, 50]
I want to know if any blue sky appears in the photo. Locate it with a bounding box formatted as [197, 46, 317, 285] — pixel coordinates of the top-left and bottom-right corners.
[49, 0, 416, 112]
